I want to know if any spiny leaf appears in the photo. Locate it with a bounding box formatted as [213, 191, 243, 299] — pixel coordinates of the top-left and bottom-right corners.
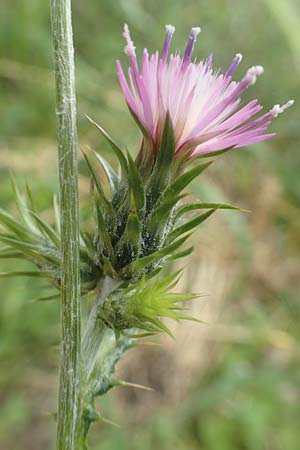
[28, 211, 60, 247]
[92, 412, 120, 428]
[123, 192, 141, 254]
[146, 317, 174, 338]
[123, 330, 156, 338]
[114, 194, 142, 267]
[53, 195, 60, 235]
[0, 271, 54, 278]
[127, 151, 145, 214]
[30, 293, 60, 302]
[83, 152, 114, 219]
[94, 151, 120, 195]
[0, 247, 23, 259]
[146, 194, 185, 232]
[134, 137, 155, 178]
[194, 147, 234, 159]
[0, 235, 60, 266]
[153, 268, 183, 291]
[111, 379, 154, 392]
[148, 112, 175, 194]
[168, 209, 216, 242]
[175, 202, 241, 219]
[102, 255, 118, 278]
[163, 162, 212, 201]
[121, 234, 191, 276]
[10, 176, 37, 232]
[169, 246, 194, 260]
[0, 209, 33, 241]
[81, 231, 96, 259]
[25, 183, 37, 212]
[90, 180, 113, 255]
[126, 208, 141, 247]
[86, 115, 128, 179]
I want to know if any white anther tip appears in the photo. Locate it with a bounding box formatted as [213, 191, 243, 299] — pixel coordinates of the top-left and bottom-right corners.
[270, 104, 283, 117]
[271, 100, 294, 117]
[249, 65, 264, 76]
[124, 44, 136, 57]
[191, 27, 201, 36]
[165, 24, 175, 34]
[235, 53, 243, 62]
[123, 24, 136, 57]
[246, 65, 264, 85]
[286, 99, 294, 108]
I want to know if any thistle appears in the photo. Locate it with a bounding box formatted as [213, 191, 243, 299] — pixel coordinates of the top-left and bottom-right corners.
[1, 20, 293, 450]
[118, 24, 293, 162]
[82, 24, 292, 333]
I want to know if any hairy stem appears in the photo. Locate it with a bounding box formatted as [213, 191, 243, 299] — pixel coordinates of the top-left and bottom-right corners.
[50, 1, 81, 449]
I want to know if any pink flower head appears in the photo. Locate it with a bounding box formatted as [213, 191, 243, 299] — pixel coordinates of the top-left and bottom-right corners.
[117, 24, 293, 158]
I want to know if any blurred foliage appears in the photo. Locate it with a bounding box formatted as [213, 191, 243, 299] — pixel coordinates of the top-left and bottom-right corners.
[0, 0, 299, 449]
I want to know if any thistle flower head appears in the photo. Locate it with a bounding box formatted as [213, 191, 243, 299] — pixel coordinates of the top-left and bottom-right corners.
[117, 25, 293, 160]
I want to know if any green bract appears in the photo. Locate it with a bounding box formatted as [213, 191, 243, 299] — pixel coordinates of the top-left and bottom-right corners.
[0, 177, 101, 297]
[100, 271, 200, 337]
[84, 116, 239, 285]
[0, 116, 240, 334]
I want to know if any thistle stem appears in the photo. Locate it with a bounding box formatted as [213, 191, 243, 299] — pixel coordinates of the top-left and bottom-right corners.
[50, 1, 81, 449]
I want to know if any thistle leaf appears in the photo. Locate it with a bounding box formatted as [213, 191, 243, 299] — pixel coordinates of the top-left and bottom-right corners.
[0, 270, 53, 278]
[28, 211, 60, 248]
[102, 255, 118, 278]
[114, 192, 142, 267]
[121, 234, 191, 277]
[146, 194, 185, 232]
[175, 202, 241, 219]
[169, 246, 194, 260]
[194, 147, 234, 159]
[124, 193, 141, 251]
[83, 152, 114, 219]
[10, 176, 37, 232]
[25, 183, 37, 212]
[146, 317, 174, 338]
[111, 379, 154, 392]
[0, 247, 23, 259]
[53, 195, 61, 235]
[148, 112, 175, 194]
[163, 162, 212, 201]
[81, 231, 96, 259]
[86, 115, 128, 179]
[127, 151, 145, 214]
[0, 234, 60, 267]
[0, 209, 33, 241]
[94, 151, 120, 195]
[90, 180, 113, 256]
[167, 209, 216, 242]
[30, 293, 60, 302]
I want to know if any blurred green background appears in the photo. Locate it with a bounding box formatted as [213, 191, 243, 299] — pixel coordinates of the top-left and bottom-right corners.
[0, 0, 299, 449]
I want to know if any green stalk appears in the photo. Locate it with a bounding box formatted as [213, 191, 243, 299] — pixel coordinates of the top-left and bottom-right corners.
[50, 1, 81, 449]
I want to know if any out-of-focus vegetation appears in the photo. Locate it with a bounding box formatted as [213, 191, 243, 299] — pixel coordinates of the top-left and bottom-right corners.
[0, 0, 299, 449]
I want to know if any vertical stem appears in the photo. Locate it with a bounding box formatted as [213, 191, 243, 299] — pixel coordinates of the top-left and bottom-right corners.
[50, 1, 81, 449]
